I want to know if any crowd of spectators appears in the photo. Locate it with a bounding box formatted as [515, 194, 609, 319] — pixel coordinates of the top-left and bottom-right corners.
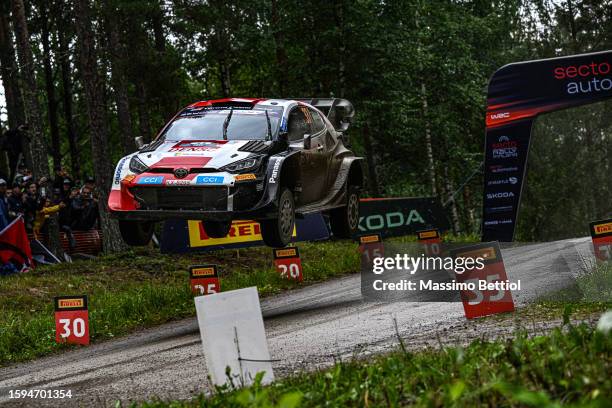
[0, 165, 100, 248]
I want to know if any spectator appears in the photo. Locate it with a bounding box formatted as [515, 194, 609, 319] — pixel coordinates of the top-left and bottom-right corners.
[60, 178, 73, 200]
[33, 197, 65, 240]
[8, 184, 24, 220]
[22, 182, 42, 232]
[0, 179, 9, 230]
[71, 185, 99, 231]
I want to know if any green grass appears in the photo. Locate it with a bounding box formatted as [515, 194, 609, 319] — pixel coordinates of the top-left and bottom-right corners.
[138, 322, 611, 407]
[0, 240, 360, 366]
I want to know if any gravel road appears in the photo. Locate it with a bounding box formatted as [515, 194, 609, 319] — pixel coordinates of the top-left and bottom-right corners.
[0, 237, 594, 406]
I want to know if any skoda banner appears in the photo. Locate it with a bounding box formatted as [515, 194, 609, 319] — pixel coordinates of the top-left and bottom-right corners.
[482, 50, 612, 242]
[160, 197, 449, 253]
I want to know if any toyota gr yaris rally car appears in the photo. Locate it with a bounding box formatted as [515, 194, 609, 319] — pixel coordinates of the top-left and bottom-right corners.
[108, 98, 363, 247]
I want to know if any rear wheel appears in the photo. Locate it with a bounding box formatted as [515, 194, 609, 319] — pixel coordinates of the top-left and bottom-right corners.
[330, 186, 360, 238]
[203, 221, 232, 238]
[119, 220, 154, 246]
[260, 188, 295, 248]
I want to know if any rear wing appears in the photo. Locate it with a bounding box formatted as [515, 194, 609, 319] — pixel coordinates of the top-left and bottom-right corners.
[293, 98, 354, 132]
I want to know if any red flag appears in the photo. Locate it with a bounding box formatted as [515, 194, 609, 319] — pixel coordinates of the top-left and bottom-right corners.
[0, 216, 33, 270]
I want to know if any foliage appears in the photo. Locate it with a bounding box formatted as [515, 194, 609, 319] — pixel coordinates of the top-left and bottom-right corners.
[137, 322, 611, 407]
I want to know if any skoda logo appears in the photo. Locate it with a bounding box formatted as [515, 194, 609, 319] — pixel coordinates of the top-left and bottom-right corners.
[174, 168, 189, 179]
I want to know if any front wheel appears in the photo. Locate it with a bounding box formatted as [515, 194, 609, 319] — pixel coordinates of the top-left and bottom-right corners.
[119, 220, 154, 246]
[260, 188, 295, 247]
[203, 221, 232, 238]
[330, 186, 360, 239]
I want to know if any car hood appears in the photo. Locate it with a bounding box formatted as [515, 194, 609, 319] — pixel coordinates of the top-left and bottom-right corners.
[135, 139, 269, 169]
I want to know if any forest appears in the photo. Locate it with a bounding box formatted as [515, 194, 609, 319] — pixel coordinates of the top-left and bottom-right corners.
[0, 0, 610, 251]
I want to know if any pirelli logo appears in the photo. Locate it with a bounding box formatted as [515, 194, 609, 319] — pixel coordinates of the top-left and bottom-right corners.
[359, 234, 381, 244]
[274, 247, 299, 259]
[451, 242, 502, 265]
[234, 173, 257, 182]
[189, 265, 218, 278]
[592, 221, 612, 236]
[418, 229, 439, 240]
[54, 296, 88, 311]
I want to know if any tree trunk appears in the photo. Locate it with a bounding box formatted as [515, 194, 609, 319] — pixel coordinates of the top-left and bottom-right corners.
[135, 80, 152, 142]
[270, 0, 288, 96]
[74, 0, 127, 253]
[57, 23, 80, 179]
[421, 83, 437, 197]
[334, 0, 346, 98]
[362, 122, 380, 197]
[0, 8, 30, 170]
[443, 165, 461, 234]
[105, 7, 134, 155]
[11, 0, 49, 179]
[11, 0, 64, 257]
[41, 11, 61, 171]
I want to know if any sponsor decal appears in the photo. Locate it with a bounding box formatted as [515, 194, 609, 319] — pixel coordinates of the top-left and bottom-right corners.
[553, 61, 612, 95]
[273, 247, 303, 281]
[593, 222, 612, 236]
[417, 228, 442, 256]
[450, 242, 515, 319]
[54, 295, 89, 345]
[114, 156, 128, 185]
[491, 136, 518, 159]
[487, 176, 519, 186]
[358, 210, 425, 232]
[269, 159, 281, 183]
[136, 175, 164, 185]
[235, 173, 257, 182]
[590, 219, 612, 262]
[485, 206, 514, 214]
[188, 220, 296, 247]
[166, 179, 192, 186]
[189, 264, 220, 295]
[489, 112, 510, 121]
[359, 234, 381, 244]
[486, 192, 515, 200]
[169, 141, 225, 152]
[489, 165, 519, 174]
[484, 219, 514, 226]
[195, 175, 224, 184]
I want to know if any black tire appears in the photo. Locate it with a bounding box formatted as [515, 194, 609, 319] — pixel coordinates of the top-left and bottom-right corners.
[119, 220, 154, 246]
[330, 186, 360, 239]
[260, 188, 295, 248]
[203, 220, 232, 238]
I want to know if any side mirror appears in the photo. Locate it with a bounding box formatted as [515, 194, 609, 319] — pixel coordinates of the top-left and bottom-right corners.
[135, 136, 145, 149]
[303, 134, 312, 149]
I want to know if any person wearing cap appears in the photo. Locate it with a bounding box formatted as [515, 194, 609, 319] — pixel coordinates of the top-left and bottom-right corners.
[8, 184, 23, 220]
[0, 179, 9, 230]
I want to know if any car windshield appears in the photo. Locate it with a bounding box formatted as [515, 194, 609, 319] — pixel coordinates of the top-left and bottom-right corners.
[160, 107, 282, 141]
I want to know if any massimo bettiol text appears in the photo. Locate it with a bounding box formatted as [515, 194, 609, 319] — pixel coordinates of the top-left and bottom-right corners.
[359, 243, 521, 302]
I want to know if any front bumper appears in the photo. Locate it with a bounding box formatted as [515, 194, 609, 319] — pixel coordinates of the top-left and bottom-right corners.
[108, 176, 274, 221]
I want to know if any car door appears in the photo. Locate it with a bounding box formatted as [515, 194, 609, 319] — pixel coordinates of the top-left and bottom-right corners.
[287, 106, 326, 204]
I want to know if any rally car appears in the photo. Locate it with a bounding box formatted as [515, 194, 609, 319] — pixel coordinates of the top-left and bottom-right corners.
[108, 98, 363, 247]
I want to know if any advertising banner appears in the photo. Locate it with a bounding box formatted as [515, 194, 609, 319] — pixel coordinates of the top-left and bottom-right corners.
[590, 219, 612, 261]
[160, 197, 449, 253]
[482, 50, 612, 242]
[358, 197, 449, 238]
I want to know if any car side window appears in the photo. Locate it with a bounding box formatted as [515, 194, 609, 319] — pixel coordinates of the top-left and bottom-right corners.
[309, 109, 325, 134]
[287, 107, 310, 142]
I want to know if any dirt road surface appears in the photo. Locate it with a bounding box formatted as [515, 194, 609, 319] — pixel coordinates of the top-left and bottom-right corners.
[0, 238, 594, 406]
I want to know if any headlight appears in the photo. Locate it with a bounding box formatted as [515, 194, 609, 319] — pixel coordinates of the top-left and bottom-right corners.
[220, 155, 263, 173]
[129, 156, 149, 174]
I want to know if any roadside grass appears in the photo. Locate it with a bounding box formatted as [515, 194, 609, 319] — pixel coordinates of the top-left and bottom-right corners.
[0, 239, 360, 366]
[139, 322, 611, 407]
